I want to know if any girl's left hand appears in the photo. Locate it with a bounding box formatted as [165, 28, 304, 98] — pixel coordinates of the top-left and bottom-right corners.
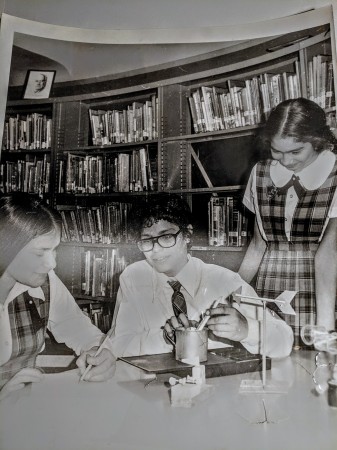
[0, 368, 44, 401]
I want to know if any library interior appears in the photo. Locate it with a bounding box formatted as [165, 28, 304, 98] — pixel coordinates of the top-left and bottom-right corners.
[1, 2, 337, 450]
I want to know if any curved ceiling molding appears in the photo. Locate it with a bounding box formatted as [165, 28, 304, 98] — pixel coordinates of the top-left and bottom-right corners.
[0, 5, 335, 152]
[10, 45, 70, 86]
[1, 7, 333, 44]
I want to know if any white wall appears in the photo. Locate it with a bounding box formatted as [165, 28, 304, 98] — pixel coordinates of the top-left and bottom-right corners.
[1, 0, 334, 29]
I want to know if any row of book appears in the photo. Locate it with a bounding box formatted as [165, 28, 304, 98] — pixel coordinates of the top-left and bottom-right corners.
[58, 147, 156, 194]
[307, 56, 334, 109]
[208, 195, 249, 247]
[81, 248, 127, 299]
[80, 303, 113, 334]
[2, 113, 53, 151]
[0, 154, 50, 195]
[188, 55, 334, 134]
[188, 71, 300, 133]
[60, 203, 132, 244]
[89, 95, 158, 146]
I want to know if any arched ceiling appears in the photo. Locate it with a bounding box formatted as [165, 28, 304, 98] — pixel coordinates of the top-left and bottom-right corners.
[9, 36, 242, 87]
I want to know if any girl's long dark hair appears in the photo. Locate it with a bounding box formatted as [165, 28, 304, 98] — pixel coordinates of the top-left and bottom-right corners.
[259, 97, 337, 155]
[0, 194, 61, 276]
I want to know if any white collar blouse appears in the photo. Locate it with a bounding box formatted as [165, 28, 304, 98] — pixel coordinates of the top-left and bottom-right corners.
[243, 150, 337, 240]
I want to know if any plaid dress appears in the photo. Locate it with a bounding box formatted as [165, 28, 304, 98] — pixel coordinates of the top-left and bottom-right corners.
[255, 159, 337, 346]
[0, 281, 50, 389]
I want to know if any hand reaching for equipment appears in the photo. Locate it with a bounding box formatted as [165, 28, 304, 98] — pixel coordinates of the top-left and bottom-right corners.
[163, 313, 198, 345]
[207, 305, 248, 342]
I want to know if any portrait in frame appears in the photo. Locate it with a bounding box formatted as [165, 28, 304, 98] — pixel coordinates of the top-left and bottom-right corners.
[23, 70, 56, 99]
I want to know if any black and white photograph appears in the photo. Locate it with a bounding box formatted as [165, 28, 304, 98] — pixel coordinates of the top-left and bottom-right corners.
[23, 70, 55, 99]
[0, 1, 337, 450]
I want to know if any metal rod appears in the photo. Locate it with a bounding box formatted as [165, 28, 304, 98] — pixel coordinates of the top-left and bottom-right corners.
[234, 293, 285, 304]
[262, 301, 266, 388]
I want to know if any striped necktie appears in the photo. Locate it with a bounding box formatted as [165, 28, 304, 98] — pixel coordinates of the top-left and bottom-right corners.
[168, 280, 187, 318]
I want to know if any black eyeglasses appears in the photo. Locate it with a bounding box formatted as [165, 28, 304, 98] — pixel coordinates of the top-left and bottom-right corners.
[137, 229, 182, 252]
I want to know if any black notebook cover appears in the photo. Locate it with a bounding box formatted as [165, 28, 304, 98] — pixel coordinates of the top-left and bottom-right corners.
[118, 347, 271, 379]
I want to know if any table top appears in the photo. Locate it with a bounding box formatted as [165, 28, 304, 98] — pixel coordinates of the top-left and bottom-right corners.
[0, 350, 336, 450]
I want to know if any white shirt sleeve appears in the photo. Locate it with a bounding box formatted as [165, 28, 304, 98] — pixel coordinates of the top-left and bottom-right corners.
[236, 280, 294, 358]
[0, 303, 12, 365]
[111, 268, 172, 357]
[242, 165, 257, 213]
[48, 271, 110, 355]
[328, 188, 337, 218]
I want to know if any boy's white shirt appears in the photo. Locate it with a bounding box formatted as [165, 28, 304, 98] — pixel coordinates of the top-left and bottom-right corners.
[111, 256, 294, 359]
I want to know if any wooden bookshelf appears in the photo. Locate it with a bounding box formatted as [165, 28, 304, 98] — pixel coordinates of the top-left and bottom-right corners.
[3, 23, 336, 331]
[0, 102, 56, 201]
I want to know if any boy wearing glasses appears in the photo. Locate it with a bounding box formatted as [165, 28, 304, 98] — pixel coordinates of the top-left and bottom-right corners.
[111, 195, 293, 358]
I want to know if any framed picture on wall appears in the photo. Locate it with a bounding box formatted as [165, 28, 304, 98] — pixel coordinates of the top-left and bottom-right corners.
[23, 70, 56, 99]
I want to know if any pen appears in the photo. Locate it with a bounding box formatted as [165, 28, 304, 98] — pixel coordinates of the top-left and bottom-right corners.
[161, 326, 176, 347]
[79, 328, 113, 382]
[196, 297, 223, 331]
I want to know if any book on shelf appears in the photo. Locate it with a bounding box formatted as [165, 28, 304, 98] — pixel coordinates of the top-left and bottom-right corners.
[92, 254, 107, 297]
[188, 53, 334, 134]
[2, 113, 52, 151]
[211, 86, 226, 131]
[0, 154, 50, 195]
[60, 210, 79, 242]
[81, 247, 127, 299]
[200, 86, 216, 132]
[228, 79, 250, 128]
[88, 109, 104, 146]
[86, 209, 97, 243]
[326, 61, 335, 108]
[307, 54, 335, 108]
[117, 153, 130, 192]
[59, 147, 156, 194]
[188, 96, 199, 133]
[208, 195, 249, 247]
[79, 302, 113, 334]
[88, 94, 158, 146]
[227, 196, 239, 246]
[138, 147, 148, 191]
[208, 196, 226, 246]
[90, 304, 104, 329]
[59, 203, 132, 244]
[191, 89, 206, 132]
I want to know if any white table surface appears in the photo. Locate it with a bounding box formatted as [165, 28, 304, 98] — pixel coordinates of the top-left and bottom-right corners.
[0, 350, 336, 450]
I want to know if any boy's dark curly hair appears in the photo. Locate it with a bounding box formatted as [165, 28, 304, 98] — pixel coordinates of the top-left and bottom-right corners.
[129, 194, 193, 240]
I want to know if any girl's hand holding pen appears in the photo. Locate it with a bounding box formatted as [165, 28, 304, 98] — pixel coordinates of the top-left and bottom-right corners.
[207, 305, 248, 342]
[76, 347, 116, 382]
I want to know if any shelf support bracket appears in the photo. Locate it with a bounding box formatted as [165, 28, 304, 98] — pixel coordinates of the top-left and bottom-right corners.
[189, 145, 213, 188]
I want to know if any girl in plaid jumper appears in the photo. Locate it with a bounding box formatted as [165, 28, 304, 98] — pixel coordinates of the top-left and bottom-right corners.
[0, 194, 116, 400]
[239, 98, 337, 347]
